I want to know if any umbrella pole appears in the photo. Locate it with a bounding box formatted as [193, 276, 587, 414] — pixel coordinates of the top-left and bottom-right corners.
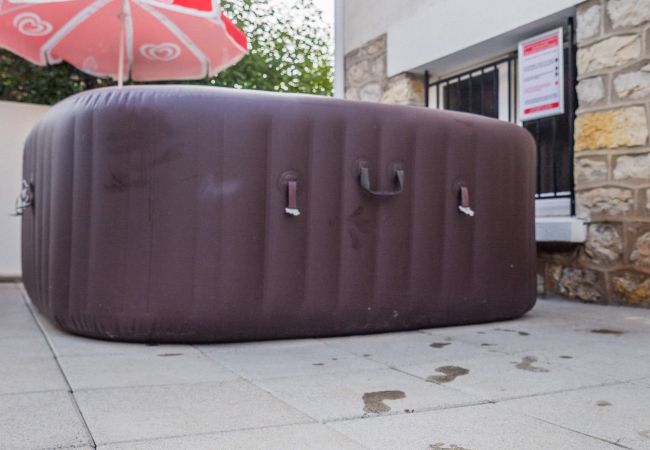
[117, 3, 125, 87]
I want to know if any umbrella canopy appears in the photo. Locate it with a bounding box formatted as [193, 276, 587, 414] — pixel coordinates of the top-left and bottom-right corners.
[0, 0, 248, 83]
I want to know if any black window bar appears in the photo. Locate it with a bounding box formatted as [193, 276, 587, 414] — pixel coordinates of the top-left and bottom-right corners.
[424, 17, 577, 215]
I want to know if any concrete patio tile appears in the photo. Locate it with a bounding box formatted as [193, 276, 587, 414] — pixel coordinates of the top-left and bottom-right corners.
[329, 403, 617, 450]
[254, 368, 486, 422]
[535, 343, 650, 384]
[0, 391, 92, 450]
[0, 354, 67, 395]
[422, 317, 650, 356]
[99, 423, 365, 450]
[0, 333, 55, 359]
[502, 383, 650, 450]
[399, 350, 606, 402]
[200, 339, 384, 380]
[319, 330, 499, 367]
[0, 298, 44, 340]
[59, 349, 241, 390]
[74, 380, 312, 445]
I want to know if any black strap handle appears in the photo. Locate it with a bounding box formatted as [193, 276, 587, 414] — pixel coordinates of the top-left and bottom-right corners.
[358, 165, 404, 197]
[11, 180, 33, 217]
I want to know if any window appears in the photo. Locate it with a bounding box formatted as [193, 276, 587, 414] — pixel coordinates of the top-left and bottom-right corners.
[425, 19, 577, 216]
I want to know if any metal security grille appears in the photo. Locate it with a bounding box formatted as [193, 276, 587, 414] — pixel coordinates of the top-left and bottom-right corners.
[426, 56, 517, 121]
[425, 18, 577, 215]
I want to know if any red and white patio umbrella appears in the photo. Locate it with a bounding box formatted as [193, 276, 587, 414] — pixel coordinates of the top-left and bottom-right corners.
[0, 0, 248, 85]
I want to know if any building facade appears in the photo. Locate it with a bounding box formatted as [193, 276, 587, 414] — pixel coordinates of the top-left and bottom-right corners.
[336, 0, 650, 306]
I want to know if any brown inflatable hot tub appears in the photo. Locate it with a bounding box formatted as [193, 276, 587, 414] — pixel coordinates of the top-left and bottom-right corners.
[20, 85, 536, 343]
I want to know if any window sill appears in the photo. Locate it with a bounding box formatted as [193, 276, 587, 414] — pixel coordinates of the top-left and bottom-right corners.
[535, 217, 587, 243]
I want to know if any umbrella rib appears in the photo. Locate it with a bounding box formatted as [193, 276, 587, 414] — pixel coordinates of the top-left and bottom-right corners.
[134, 0, 210, 79]
[123, 0, 134, 82]
[40, 0, 111, 65]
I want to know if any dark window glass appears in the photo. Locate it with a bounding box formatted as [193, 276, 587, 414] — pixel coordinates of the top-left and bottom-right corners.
[444, 69, 499, 119]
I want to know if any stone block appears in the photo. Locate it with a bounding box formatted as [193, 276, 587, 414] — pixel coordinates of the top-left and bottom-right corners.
[577, 35, 640, 75]
[577, 3, 602, 43]
[345, 87, 360, 101]
[359, 82, 382, 102]
[606, 0, 650, 29]
[558, 267, 603, 302]
[611, 270, 650, 305]
[630, 231, 650, 266]
[346, 60, 370, 87]
[613, 62, 650, 99]
[576, 77, 606, 105]
[584, 223, 623, 265]
[613, 152, 650, 179]
[344, 35, 386, 65]
[576, 187, 634, 219]
[381, 73, 425, 106]
[574, 107, 648, 150]
[575, 157, 608, 183]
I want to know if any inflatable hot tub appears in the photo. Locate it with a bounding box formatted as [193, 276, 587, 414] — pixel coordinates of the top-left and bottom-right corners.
[20, 86, 536, 343]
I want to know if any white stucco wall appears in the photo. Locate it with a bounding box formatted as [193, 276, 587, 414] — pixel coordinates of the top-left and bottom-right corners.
[0, 101, 49, 277]
[343, 0, 433, 53]
[343, 0, 581, 77]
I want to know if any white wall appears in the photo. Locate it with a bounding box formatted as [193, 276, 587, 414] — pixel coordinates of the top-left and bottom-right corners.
[342, 0, 581, 76]
[343, 0, 435, 53]
[0, 101, 49, 277]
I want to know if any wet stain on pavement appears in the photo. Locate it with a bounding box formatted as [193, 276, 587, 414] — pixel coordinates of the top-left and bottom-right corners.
[514, 356, 549, 373]
[560, 355, 573, 359]
[363, 354, 372, 357]
[362, 390, 406, 414]
[426, 366, 470, 383]
[590, 328, 624, 335]
[312, 363, 325, 366]
[430, 342, 451, 349]
[429, 443, 472, 450]
[596, 400, 612, 407]
[495, 328, 530, 336]
[481, 343, 496, 347]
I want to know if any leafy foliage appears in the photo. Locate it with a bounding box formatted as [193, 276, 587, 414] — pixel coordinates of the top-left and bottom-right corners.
[0, 0, 333, 105]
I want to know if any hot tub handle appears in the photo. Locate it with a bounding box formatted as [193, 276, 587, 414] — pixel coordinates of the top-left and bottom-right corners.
[358, 165, 404, 197]
[458, 185, 475, 217]
[11, 180, 34, 217]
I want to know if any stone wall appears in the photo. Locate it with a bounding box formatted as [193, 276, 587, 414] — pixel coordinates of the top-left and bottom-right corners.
[539, 0, 650, 306]
[344, 35, 425, 106]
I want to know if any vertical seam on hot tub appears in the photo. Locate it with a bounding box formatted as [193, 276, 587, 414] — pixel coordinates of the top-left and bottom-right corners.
[121, 114, 132, 316]
[65, 114, 77, 317]
[145, 110, 155, 314]
[334, 119, 346, 315]
[83, 110, 96, 316]
[261, 115, 272, 311]
[469, 125, 478, 293]
[187, 114, 199, 316]
[406, 123, 417, 311]
[440, 122, 450, 301]
[215, 112, 225, 315]
[46, 124, 55, 313]
[302, 115, 314, 312]
[370, 119, 380, 312]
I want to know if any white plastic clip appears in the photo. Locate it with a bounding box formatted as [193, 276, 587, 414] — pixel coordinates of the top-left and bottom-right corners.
[285, 207, 301, 217]
[458, 205, 475, 217]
